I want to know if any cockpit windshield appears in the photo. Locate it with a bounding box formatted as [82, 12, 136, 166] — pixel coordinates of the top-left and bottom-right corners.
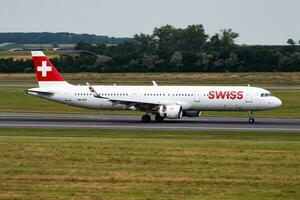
[261, 93, 273, 97]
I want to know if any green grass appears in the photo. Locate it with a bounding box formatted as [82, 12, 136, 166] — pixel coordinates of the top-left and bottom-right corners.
[0, 128, 299, 199]
[0, 87, 299, 118]
[0, 51, 59, 60]
[0, 72, 300, 85]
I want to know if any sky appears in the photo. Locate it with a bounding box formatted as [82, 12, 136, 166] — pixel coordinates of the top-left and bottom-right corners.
[0, 0, 299, 45]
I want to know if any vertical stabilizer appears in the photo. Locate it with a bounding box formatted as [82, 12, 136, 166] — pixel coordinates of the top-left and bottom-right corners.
[31, 51, 70, 88]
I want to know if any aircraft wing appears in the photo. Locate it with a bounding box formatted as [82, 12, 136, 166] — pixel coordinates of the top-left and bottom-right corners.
[87, 83, 163, 111]
[109, 99, 160, 112]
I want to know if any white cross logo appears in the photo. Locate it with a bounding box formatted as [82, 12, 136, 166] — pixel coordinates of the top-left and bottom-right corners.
[37, 61, 52, 77]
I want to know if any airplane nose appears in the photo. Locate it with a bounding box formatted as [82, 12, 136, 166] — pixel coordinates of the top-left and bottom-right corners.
[274, 97, 282, 108]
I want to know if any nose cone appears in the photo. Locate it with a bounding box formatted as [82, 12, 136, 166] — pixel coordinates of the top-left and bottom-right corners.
[273, 97, 282, 108]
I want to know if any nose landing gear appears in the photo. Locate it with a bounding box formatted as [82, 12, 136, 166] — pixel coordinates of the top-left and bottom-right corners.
[248, 111, 255, 124]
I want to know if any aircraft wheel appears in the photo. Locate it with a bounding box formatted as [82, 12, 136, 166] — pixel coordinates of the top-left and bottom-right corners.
[155, 114, 164, 122]
[248, 111, 255, 124]
[249, 118, 255, 124]
[142, 115, 151, 123]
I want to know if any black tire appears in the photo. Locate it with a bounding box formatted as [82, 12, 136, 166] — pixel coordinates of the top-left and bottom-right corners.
[249, 118, 255, 124]
[142, 115, 151, 123]
[155, 114, 164, 122]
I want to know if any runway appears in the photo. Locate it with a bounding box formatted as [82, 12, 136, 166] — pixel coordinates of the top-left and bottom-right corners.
[0, 112, 300, 131]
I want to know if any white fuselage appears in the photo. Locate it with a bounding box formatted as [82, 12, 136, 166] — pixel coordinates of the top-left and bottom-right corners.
[28, 84, 282, 112]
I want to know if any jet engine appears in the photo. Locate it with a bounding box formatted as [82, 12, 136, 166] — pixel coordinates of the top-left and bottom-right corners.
[158, 105, 183, 119]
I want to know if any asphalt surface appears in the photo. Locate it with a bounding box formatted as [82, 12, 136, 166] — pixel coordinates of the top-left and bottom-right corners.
[0, 112, 299, 132]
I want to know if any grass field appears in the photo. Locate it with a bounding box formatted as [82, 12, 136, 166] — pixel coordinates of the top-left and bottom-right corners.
[0, 128, 299, 199]
[0, 51, 60, 60]
[0, 72, 300, 85]
[0, 87, 299, 118]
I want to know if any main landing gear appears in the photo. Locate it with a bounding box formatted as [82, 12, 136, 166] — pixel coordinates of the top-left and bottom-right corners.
[155, 114, 164, 122]
[248, 111, 255, 124]
[141, 114, 165, 123]
[141, 115, 151, 123]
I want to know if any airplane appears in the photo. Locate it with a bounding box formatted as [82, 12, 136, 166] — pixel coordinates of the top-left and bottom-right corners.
[27, 51, 282, 123]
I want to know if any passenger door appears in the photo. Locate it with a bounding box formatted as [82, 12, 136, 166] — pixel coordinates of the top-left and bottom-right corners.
[194, 93, 201, 102]
[245, 92, 253, 103]
[65, 92, 72, 102]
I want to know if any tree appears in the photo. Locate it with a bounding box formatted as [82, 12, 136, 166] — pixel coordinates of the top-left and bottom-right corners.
[220, 29, 239, 47]
[287, 39, 296, 46]
[169, 51, 183, 67]
[213, 59, 224, 72]
[153, 24, 208, 52]
[210, 33, 221, 48]
[225, 52, 239, 71]
[209, 29, 239, 59]
[133, 33, 156, 53]
[75, 42, 94, 50]
[176, 24, 208, 51]
[290, 53, 300, 70]
[195, 53, 214, 71]
[95, 55, 113, 72]
[153, 25, 177, 51]
[279, 52, 300, 71]
[141, 54, 163, 71]
[128, 59, 139, 67]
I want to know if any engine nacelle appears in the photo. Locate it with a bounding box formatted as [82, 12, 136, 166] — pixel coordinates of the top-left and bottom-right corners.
[158, 105, 183, 119]
[182, 111, 202, 117]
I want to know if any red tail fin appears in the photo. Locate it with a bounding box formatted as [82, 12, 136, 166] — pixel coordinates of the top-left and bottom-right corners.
[31, 51, 64, 82]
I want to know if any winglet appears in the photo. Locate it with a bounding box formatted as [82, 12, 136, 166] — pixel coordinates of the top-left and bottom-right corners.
[152, 81, 158, 86]
[87, 82, 106, 99]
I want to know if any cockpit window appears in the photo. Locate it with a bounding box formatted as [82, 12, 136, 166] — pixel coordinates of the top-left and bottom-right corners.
[261, 93, 273, 97]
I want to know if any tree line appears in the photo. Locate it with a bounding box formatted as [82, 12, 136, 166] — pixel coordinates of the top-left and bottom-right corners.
[0, 32, 132, 44]
[0, 25, 300, 73]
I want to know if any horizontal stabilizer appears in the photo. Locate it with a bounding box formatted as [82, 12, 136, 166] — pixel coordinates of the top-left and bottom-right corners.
[27, 88, 54, 96]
